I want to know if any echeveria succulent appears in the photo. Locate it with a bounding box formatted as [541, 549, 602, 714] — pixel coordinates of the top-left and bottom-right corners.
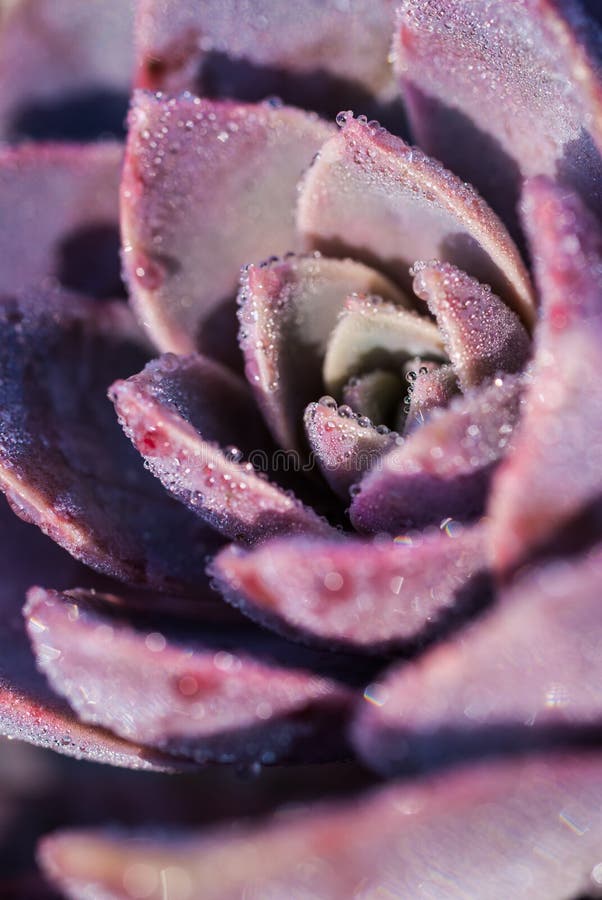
[2, 0, 602, 897]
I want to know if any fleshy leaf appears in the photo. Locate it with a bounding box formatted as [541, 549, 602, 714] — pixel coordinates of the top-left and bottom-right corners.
[489, 178, 602, 573]
[0, 0, 133, 141]
[395, 0, 602, 232]
[25, 587, 353, 765]
[210, 522, 489, 654]
[238, 254, 406, 451]
[350, 375, 523, 533]
[134, 0, 396, 111]
[323, 294, 446, 398]
[342, 370, 403, 426]
[0, 290, 221, 594]
[0, 495, 180, 772]
[401, 362, 458, 434]
[354, 549, 602, 776]
[110, 353, 334, 544]
[121, 92, 334, 365]
[297, 115, 535, 326]
[40, 754, 602, 899]
[412, 261, 531, 390]
[0, 144, 123, 298]
[303, 398, 397, 499]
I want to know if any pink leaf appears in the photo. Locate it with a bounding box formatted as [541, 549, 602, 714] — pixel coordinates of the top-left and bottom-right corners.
[134, 0, 396, 112]
[303, 398, 397, 499]
[121, 93, 334, 365]
[401, 362, 458, 434]
[25, 587, 353, 765]
[412, 261, 531, 390]
[297, 114, 535, 326]
[210, 522, 489, 653]
[350, 375, 524, 533]
[489, 177, 602, 573]
[110, 353, 334, 544]
[0, 290, 221, 594]
[238, 254, 406, 451]
[0, 0, 133, 141]
[0, 494, 180, 771]
[40, 753, 602, 899]
[0, 143, 123, 298]
[354, 548, 602, 776]
[395, 0, 602, 232]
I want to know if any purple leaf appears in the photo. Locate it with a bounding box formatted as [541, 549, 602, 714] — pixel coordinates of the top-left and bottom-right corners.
[121, 93, 334, 365]
[0, 143, 123, 298]
[322, 294, 445, 399]
[110, 353, 334, 544]
[412, 261, 532, 390]
[0, 0, 133, 141]
[238, 254, 406, 451]
[350, 375, 524, 533]
[25, 587, 353, 765]
[354, 548, 602, 776]
[0, 494, 180, 771]
[489, 177, 602, 573]
[297, 114, 535, 325]
[395, 0, 602, 233]
[134, 0, 396, 111]
[0, 290, 221, 594]
[40, 753, 602, 899]
[303, 398, 397, 498]
[210, 522, 489, 654]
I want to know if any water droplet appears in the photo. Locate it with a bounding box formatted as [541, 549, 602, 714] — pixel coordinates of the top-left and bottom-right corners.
[318, 395, 337, 409]
[335, 110, 353, 127]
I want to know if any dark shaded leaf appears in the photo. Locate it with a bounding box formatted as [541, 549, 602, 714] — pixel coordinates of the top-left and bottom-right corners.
[0, 290, 221, 594]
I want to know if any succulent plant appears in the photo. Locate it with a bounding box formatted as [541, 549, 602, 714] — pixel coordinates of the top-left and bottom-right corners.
[2, 0, 602, 897]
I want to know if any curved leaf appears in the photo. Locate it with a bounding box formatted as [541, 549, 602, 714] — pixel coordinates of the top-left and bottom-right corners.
[401, 362, 458, 434]
[0, 143, 123, 298]
[25, 587, 353, 765]
[0, 290, 220, 594]
[297, 114, 535, 325]
[122, 92, 334, 365]
[489, 177, 602, 573]
[304, 398, 397, 498]
[351, 375, 524, 533]
[111, 353, 334, 544]
[0, 495, 179, 771]
[323, 294, 445, 398]
[40, 753, 602, 899]
[0, 0, 133, 141]
[412, 261, 531, 390]
[395, 0, 602, 232]
[134, 0, 396, 112]
[238, 254, 406, 450]
[354, 549, 602, 775]
[210, 522, 489, 653]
